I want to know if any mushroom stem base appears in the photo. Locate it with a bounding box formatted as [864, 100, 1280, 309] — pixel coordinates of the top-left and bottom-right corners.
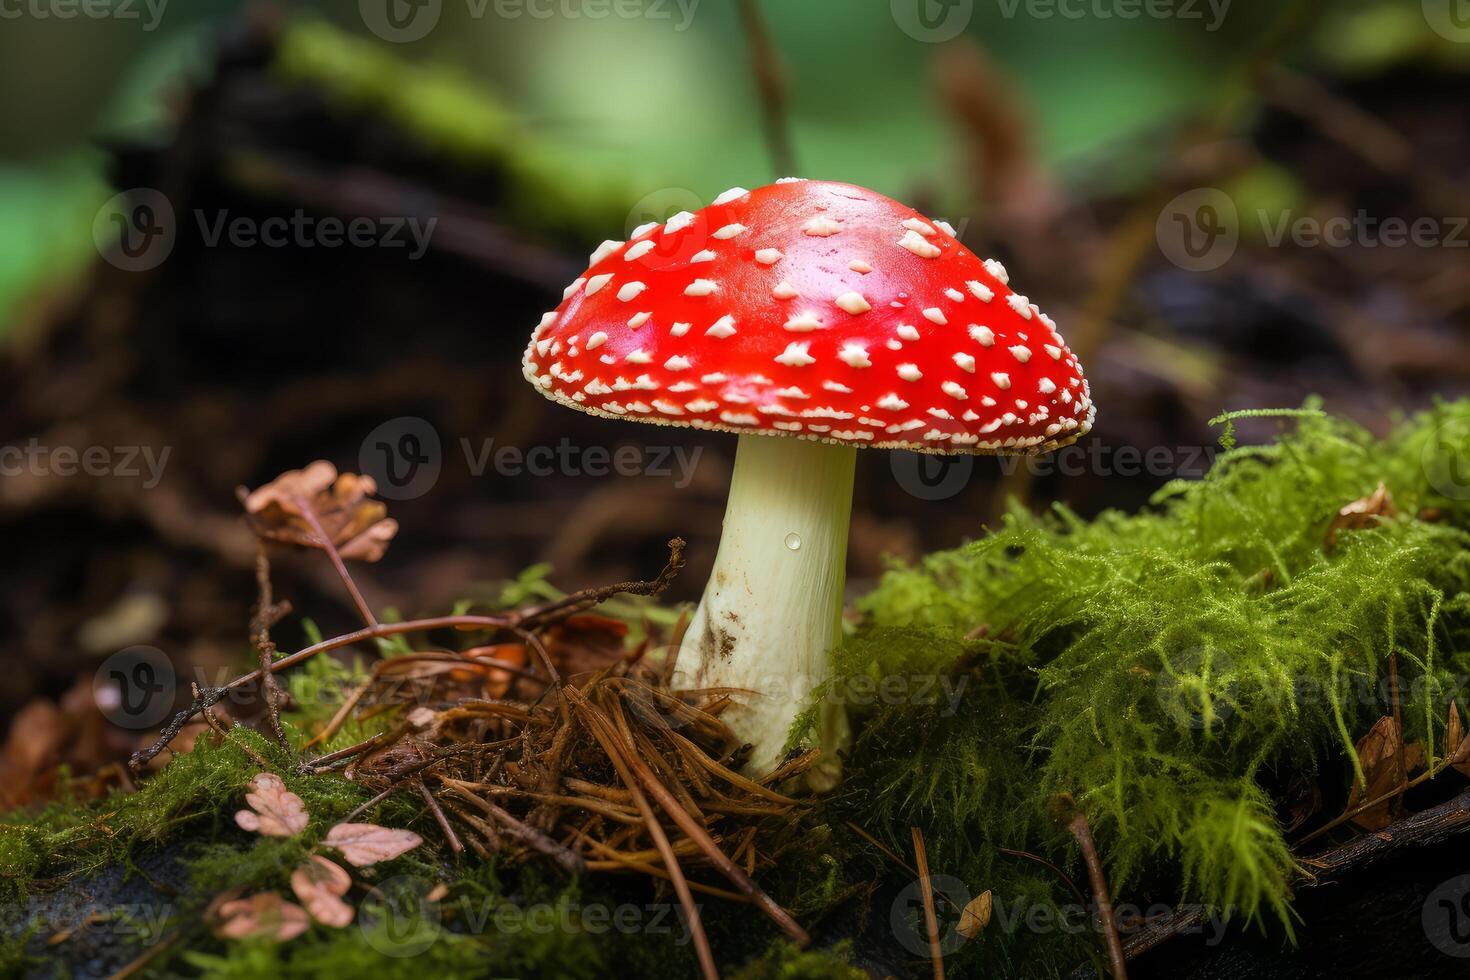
[677, 434, 855, 786]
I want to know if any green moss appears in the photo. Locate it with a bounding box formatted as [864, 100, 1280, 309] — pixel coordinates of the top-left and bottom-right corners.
[817, 399, 1470, 972]
[729, 939, 867, 979]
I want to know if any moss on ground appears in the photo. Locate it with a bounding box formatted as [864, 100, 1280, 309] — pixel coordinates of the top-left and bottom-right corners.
[5, 400, 1470, 977]
[807, 399, 1470, 975]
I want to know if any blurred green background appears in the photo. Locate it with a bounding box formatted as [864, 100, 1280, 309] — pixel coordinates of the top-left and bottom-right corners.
[1, 0, 1413, 330]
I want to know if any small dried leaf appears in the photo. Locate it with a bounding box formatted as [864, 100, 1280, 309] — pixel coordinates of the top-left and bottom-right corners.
[234, 773, 310, 837]
[243, 461, 398, 563]
[1326, 482, 1397, 549]
[324, 822, 423, 866]
[1345, 716, 1412, 830]
[1448, 702, 1470, 777]
[290, 855, 354, 928]
[464, 643, 526, 698]
[213, 892, 311, 942]
[957, 889, 993, 940]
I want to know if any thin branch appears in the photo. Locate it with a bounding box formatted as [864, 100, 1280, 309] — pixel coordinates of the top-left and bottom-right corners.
[1294, 760, 1444, 847]
[911, 827, 946, 980]
[443, 781, 585, 875]
[129, 614, 512, 770]
[998, 847, 1091, 910]
[1064, 805, 1128, 980]
[293, 494, 378, 628]
[735, 0, 796, 176]
[417, 778, 463, 856]
[250, 543, 291, 750]
[1389, 652, 1407, 820]
[195, 682, 272, 769]
[513, 538, 686, 630]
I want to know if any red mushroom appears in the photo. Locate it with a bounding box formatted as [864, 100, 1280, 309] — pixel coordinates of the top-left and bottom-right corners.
[523, 179, 1093, 783]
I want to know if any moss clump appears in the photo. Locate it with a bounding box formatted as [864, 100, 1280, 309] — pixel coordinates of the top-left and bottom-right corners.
[817, 399, 1470, 972]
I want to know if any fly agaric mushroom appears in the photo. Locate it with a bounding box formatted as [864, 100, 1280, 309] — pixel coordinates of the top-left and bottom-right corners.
[523, 179, 1093, 782]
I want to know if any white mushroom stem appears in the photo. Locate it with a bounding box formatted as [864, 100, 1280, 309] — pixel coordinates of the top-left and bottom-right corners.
[677, 434, 854, 785]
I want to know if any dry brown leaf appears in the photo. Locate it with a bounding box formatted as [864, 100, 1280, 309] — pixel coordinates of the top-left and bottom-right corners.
[290, 855, 354, 928]
[324, 822, 423, 866]
[542, 614, 633, 676]
[1326, 482, 1397, 549]
[234, 773, 310, 837]
[958, 889, 993, 940]
[1448, 702, 1470, 777]
[213, 892, 311, 942]
[464, 643, 527, 698]
[1345, 716, 1415, 830]
[243, 461, 398, 563]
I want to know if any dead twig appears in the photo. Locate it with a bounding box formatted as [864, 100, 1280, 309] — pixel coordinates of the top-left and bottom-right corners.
[417, 778, 463, 856]
[736, 0, 796, 176]
[1058, 798, 1127, 980]
[292, 493, 378, 629]
[250, 544, 292, 750]
[513, 538, 685, 630]
[911, 827, 946, 980]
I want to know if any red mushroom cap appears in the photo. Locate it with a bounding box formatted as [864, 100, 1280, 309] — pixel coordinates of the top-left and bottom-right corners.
[522, 179, 1093, 454]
